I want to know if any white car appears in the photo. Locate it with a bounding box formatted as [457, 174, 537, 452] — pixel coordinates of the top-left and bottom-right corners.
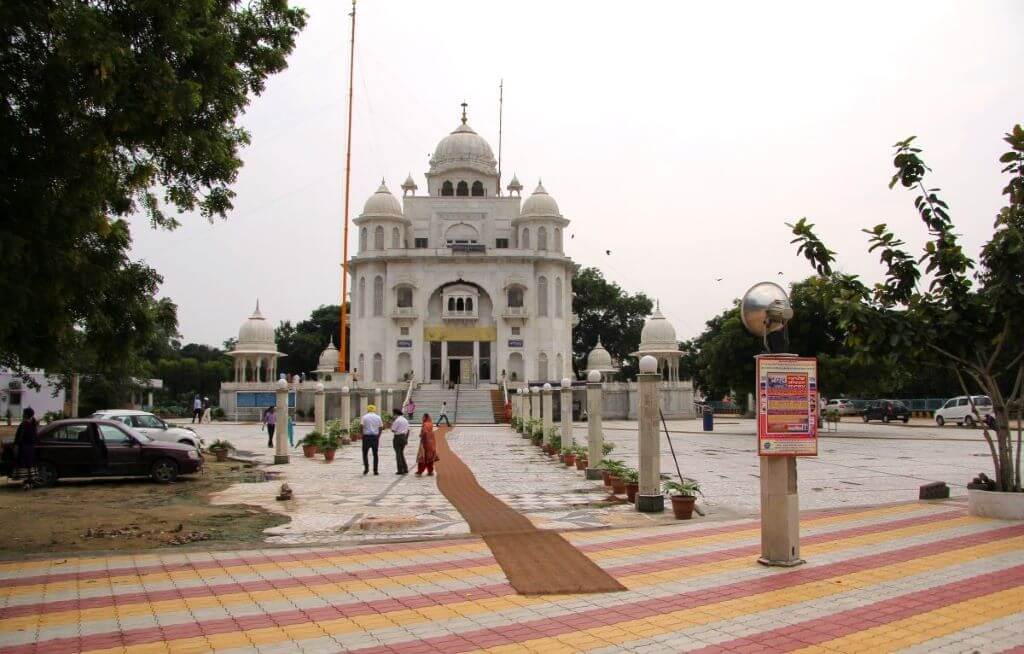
[824, 399, 859, 416]
[934, 396, 994, 428]
[91, 410, 204, 449]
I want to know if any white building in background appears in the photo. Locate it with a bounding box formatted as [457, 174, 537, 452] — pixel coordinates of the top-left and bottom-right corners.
[0, 369, 65, 420]
[347, 107, 575, 387]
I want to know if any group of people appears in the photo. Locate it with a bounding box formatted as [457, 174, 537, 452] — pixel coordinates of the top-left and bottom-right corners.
[192, 395, 212, 424]
[359, 406, 439, 477]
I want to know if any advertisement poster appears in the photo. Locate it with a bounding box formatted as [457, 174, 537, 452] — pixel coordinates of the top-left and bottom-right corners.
[757, 355, 818, 456]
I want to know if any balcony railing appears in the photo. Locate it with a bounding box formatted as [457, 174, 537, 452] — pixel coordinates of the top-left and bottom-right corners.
[442, 309, 479, 321]
[391, 306, 418, 320]
[502, 306, 529, 321]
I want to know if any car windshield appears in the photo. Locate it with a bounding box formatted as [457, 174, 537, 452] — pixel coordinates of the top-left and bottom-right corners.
[135, 414, 165, 428]
[973, 397, 992, 407]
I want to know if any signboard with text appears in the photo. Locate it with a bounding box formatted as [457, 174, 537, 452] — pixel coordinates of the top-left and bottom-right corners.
[757, 355, 818, 456]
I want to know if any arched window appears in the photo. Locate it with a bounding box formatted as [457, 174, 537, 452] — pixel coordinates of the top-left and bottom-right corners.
[538, 227, 548, 251]
[359, 227, 367, 252]
[397, 286, 413, 308]
[466, 297, 473, 311]
[441, 181, 454, 196]
[456, 181, 469, 196]
[555, 277, 563, 317]
[538, 352, 549, 381]
[537, 276, 548, 316]
[448, 297, 455, 311]
[373, 276, 384, 316]
[456, 297, 464, 311]
[471, 181, 484, 196]
[372, 353, 383, 382]
[507, 287, 524, 308]
[373, 225, 384, 250]
[358, 277, 366, 317]
[555, 228, 562, 252]
[522, 228, 530, 249]
[391, 227, 400, 249]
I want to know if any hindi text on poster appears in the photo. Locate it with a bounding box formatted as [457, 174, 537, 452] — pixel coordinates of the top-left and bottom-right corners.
[757, 355, 818, 456]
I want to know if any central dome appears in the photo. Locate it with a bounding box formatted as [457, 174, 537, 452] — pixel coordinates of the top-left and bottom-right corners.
[430, 118, 496, 176]
[361, 181, 403, 218]
[638, 307, 678, 351]
[237, 302, 277, 350]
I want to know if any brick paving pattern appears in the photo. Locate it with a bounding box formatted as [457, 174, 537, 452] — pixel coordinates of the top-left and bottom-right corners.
[2, 500, 1023, 653]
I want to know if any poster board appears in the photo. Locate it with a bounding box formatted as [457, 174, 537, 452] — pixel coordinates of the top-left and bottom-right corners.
[757, 355, 818, 456]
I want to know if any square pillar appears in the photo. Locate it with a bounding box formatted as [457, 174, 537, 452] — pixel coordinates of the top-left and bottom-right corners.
[586, 371, 604, 480]
[636, 360, 663, 512]
[274, 381, 290, 464]
[542, 385, 554, 445]
[759, 456, 804, 566]
[560, 379, 573, 449]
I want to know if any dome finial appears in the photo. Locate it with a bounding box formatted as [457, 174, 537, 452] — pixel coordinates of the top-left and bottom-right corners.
[460, 101, 468, 125]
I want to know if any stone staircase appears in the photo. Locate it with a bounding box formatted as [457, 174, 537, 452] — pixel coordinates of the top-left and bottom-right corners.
[407, 388, 456, 425]
[454, 387, 497, 424]
[490, 389, 507, 423]
[408, 386, 498, 425]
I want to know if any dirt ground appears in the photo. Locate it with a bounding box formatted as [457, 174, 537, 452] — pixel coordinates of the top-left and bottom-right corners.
[0, 458, 288, 557]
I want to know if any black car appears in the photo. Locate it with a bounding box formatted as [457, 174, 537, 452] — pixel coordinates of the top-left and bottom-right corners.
[861, 400, 911, 423]
[0, 419, 203, 486]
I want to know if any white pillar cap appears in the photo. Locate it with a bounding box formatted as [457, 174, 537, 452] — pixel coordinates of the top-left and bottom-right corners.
[276, 378, 288, 390]
[341, 386, 350, 393]
[561, 378, 572, 388]
[587, 369, 602, 383]
[542, 382, 552, 391]
[315, 382, 325, 392]
[530, 386, 539, 394]
[639, 355, 658, 374]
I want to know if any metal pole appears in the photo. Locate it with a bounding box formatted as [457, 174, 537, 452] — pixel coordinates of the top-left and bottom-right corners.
[338, 0, 357, 373]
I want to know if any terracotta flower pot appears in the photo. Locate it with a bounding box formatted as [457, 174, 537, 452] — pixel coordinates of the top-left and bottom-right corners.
[602, 470, 612, 486]
[626, 483, 639, 503]
[302, 444, 317, 458]
[610, 476, 626, 495]
[214, 450, 228, 462]
[322, 448, 337, 462]
[351, 433, 361, 442]
[564, 454, 575, 467]
[576, 458, 587, 470]
[670, 495, 697, 520]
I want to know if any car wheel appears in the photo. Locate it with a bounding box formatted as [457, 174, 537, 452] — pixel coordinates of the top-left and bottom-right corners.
[862, 414, 869, 422]
[34, 461, 58, 487]
[151, 458, 179, 484]
[964, 415, 975, 428]
[936, 415, 945, 427]
[902, 416, 909, 423]
[883, 415, 890, 424]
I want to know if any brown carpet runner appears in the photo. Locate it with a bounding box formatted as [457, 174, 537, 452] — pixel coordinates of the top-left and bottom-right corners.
[433, 427, 626, 595]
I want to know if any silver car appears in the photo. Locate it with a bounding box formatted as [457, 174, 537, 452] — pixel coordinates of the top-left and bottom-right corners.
[91, 410, 204, 449]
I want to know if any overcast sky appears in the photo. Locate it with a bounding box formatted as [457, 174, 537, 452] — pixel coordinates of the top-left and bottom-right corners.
[127, 0, 1023, 348]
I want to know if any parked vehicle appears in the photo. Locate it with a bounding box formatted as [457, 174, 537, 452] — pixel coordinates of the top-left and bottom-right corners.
[824, 399, 860, 416]
[91, 410, 203, 449]
[0, 419, 202, 486]
[934, 395, 995, 428]
[862, 400, 911, 423]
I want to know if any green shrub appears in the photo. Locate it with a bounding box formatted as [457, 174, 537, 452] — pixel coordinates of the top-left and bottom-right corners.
[664, 478, 702, 497]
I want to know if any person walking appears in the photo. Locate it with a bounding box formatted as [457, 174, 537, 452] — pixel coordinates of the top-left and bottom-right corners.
[13, 407, 39, 488]
[287, 411, 295, 448]
[192, 395, 202, 423]
[360, 404, 383, 475]
[391, 408, 410, 475]
[415, 413, 439, 476]
[404, 399, 416, 420]
[437, 401, 451, 427]
[201, 397, 212, 424]
[263, 406, 276, 448]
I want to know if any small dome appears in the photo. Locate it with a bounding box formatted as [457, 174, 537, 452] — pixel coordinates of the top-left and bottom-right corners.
[507, 174, 523, 192]
[429, 111, 497, 176]
[360, 181, 403, 218]
[521, 180, 561, 217]
[401, 173, 417, 191]
[237, 301, 276, 347]
[638, 307, 678, 351]
[317, 337, 339, 371]
[586, 337, 614, 370]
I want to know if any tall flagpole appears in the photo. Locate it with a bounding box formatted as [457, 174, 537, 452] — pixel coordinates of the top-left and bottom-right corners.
[339, 0, 357, 373]
[497, 79, 503, 196]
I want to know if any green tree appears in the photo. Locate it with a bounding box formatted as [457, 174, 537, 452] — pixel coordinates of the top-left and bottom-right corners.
[571, 267, 654, 378]
[789, 125, 1024, 492]
[276, 304, 345, 376]
[0, 1, 306, 378]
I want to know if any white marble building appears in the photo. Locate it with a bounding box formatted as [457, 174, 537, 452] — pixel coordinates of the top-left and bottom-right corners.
[348, 108, 574, 388]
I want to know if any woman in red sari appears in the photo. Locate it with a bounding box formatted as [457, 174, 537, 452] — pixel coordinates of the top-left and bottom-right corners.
[416, 413, 439, 476]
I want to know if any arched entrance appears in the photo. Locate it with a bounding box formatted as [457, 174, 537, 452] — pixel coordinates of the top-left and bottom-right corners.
[508, 352, 524, 383]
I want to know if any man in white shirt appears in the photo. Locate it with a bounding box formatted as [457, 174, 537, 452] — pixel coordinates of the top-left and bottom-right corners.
[360, 404, 383, 475]
[437, 401, 451, 426]
[390, 408, 410, 475]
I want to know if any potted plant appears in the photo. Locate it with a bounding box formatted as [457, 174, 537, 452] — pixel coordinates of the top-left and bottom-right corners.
[298, 431, 323, 458]
[600, 459, 625, 489]
[575, 447, 588, 471]
[320, 432, 341, 462]
[349, 418, 362, 442]
[602, 441, 616, 456]
[547, 431, 561, 456]
[561, 447, 576, 467]
[207, 439, 234, 462]
[664, 478, 702, 519]
[622, 468, 640, 503]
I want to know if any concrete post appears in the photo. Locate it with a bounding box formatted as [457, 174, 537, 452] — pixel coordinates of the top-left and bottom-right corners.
[147, 391, 153, 410]
[636, 356, 664, 512]
[340, 386, 351, 434]
[520, 389, 530, 437]
[375, 388, 384, 413]
[359, 390, 369, 416]
[315, 383, 326, 435]
[585, 370, 604, 480]
[542, 383, 554, 446]
[560, 378, 573, 450]
[759, 457, 803, 565]
[70, 373, 80, 418]
[529, 387, 538, 425]
[274, 379, 290, 464]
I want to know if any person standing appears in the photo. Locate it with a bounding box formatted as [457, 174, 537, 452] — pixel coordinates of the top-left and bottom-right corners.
[201, 397, 212, 424]
[13, 407, 39, 488]
[416, 413, 439, 476]
[437, 401, 451, 427]
[263, 406, 276, 448]
[404, 399, 416, 420]
[390, 408, 410, 475]
[360, 404, 383, 475]
[192, 395, 202, 423]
